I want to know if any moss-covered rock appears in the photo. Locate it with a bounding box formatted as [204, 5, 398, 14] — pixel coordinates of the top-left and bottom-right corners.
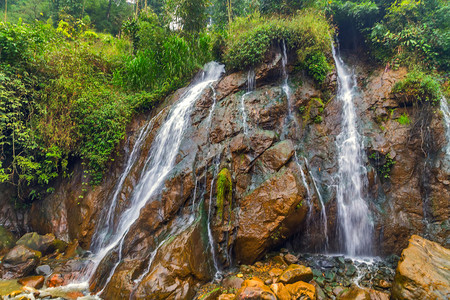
[16, 232, 56, 254]
[216, 168, 232, 223]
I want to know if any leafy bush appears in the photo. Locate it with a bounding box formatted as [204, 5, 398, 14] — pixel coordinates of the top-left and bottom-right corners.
[223, 10, 332, 73]
[304, 52, 331, 83]
[392, 71, 441, 104]
[116, 11, 212, 94]
[326, 0, 380, 30]
[369, 0, 449, 70]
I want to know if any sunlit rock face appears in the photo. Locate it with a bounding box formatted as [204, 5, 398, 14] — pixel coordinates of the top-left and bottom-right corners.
[15, 48, 449, 298]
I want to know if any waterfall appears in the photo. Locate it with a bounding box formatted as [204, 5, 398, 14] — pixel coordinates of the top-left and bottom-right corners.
[441, 96, 450, 157]
[240, 69, 255, 135]
[84, 62, 225, 289]
[90, 110, 162, 252]
[281, 40, 293, 118]
[332, 43, 373, 257]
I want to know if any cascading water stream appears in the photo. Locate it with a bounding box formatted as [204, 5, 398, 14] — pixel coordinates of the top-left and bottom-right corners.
[281, 40, 301, 139]
[441, 96, 450, 157]
[82, 62, 225, 291]
[303, 158, 329, 251]
[281, 40, 293, 118]
[207, 155, 222, 279]
[294, 153, 312, 203]
[240, 69, 255, 135]
[90, 110, 162, 252]
[332, 43, 373, 257]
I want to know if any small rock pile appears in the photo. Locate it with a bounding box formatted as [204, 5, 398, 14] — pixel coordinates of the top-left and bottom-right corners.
[0, 230, 88, 299]
[196, 250, 394, 300]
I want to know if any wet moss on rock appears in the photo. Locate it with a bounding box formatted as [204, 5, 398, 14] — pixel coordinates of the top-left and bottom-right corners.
[216, 168, 232, 223]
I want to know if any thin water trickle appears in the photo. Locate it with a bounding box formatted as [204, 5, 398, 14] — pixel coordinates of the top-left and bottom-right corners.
[240, 69, 255, 135]
[281, 40, 300, 139]
[305, 159, 329, 251]
[332, 43, 373, 257]
[294, 153, 312, 203]
[82, 62, 225, 291]
[207, 154, 222, 279]
[441, 96, 450, 157]
[281, 40, 293, 118]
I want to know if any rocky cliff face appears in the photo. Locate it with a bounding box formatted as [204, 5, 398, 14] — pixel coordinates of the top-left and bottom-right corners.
[2, 49, 448, 298]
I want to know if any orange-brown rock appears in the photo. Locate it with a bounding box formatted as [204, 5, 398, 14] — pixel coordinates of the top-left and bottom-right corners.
[270, 282, 291, 300]
[218, 294, 236, 300]
[235, 278, 276, 300]
[337, 286, 370, 300]
[259, 140, 295, 171]
[285, 281, 316, 300]
[268, 267, 283, 278]
[278, 264, 313, 284]
[129, 220, 214, 300]
[18, 275, 44, 289]
[47, 273, 64, 288]
[235, 168, 307, 264]
[392, 235, 450, 300]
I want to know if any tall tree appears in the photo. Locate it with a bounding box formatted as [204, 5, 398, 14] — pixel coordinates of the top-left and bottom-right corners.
[164, 0, 210, 32]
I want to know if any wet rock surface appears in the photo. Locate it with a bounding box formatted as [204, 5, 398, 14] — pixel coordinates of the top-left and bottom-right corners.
[196, 250, 398, 300]
[0, 48, 449, 299]
[391, 235, 450, 300]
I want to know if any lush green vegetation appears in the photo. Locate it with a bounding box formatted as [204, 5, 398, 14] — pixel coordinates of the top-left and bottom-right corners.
[0, 8, 212, 203]
[223, 10, 332, 81]
[0, 0, 448, 206]
[397, 112, 411, 125]
[392, 70, 441, 104]
[326, 0, 449, 71]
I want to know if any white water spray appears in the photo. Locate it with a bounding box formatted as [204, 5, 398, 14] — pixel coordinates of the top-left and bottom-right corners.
[441, 96, 450, 157]
[332, 43, 373, 256]
[84, 62, 224, 290]
[90, 111, 162, 252]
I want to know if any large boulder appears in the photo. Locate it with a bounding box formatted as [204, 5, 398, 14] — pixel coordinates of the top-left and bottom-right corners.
[0, 245, 40, 279]
[118, 219, 214, 300]
[235, 278, 277, 300]
[278, 264, 313, 284]
[391, 235, 450, 299]
[16, 232, 66, 254]
[285, 281, 316, 300]
[235, 167, 307, 264]
[2, 245, 41, 265]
